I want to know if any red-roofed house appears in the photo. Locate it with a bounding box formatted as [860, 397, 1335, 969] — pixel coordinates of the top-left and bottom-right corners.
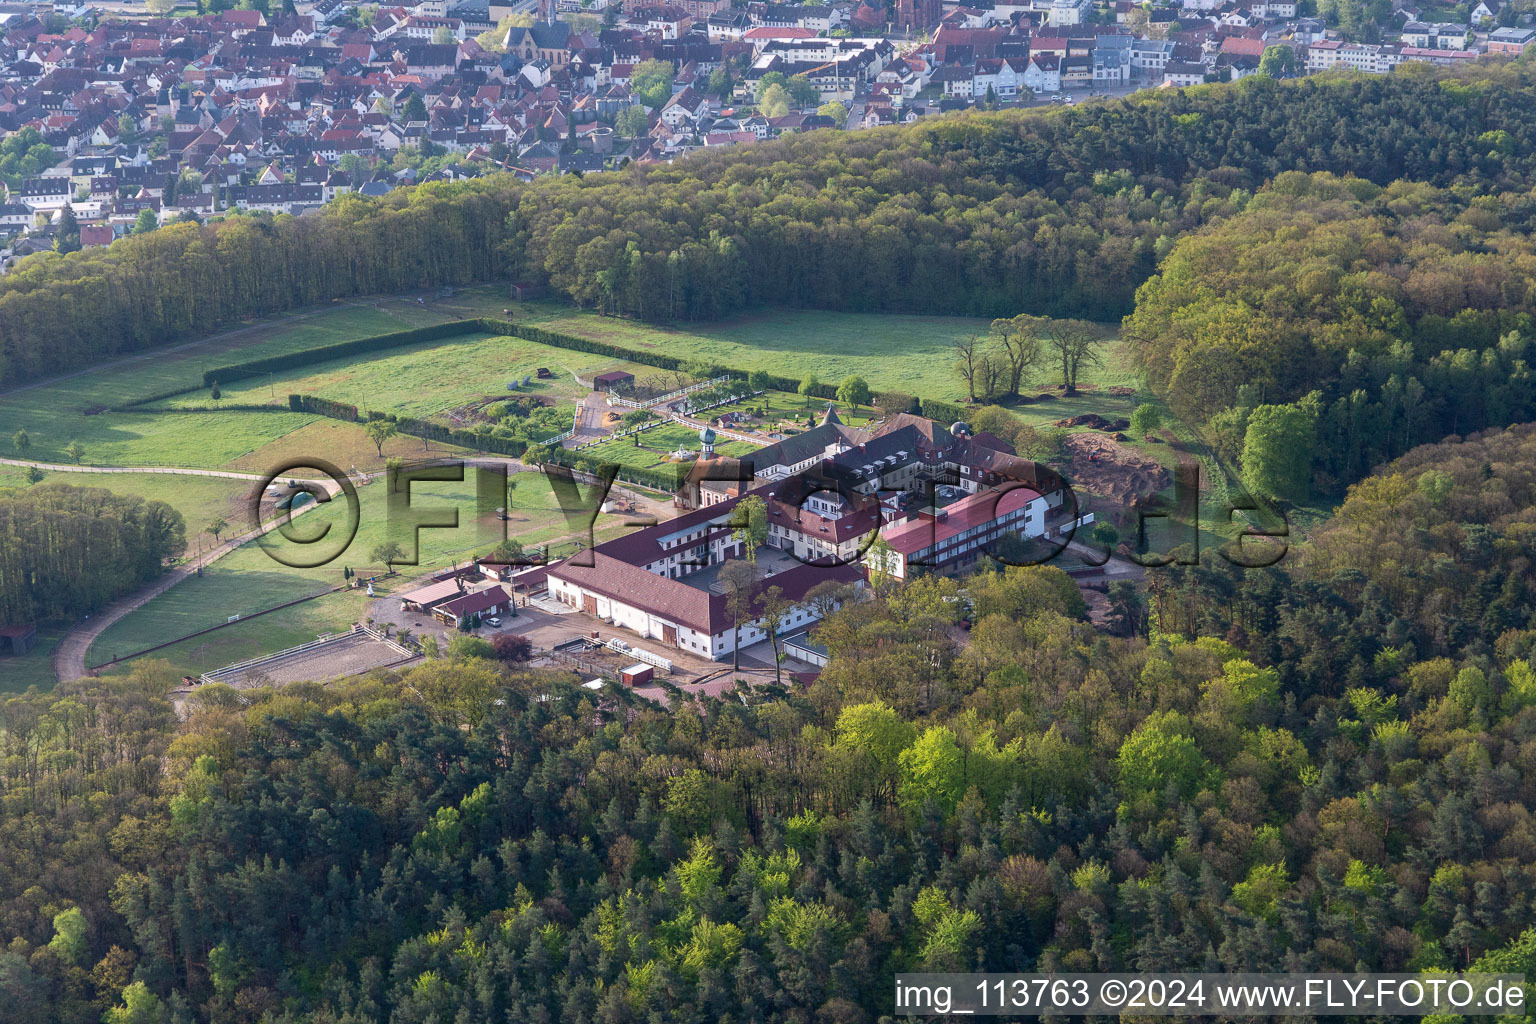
[1219, 35, 1267, 56]
[80, 224, 115, 248]
[743, 26, 815, 40]
[433, 585, 512, 627]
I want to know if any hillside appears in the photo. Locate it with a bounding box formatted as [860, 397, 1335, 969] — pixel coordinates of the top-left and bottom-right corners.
[9, 66, 1536, 386]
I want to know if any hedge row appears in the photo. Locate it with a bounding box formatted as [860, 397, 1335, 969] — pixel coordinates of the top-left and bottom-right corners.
[538, 448, 688, 493]
[142, 402, 295, 414]
[393, 412, 529, 459]
[288, 392, 531, 457]
[288, 394, 359, 421]
[110, 384, 205, 411]
[204, 320, 482, 387]
[919, 398, 965, 425]
[479, 318, 846, 402]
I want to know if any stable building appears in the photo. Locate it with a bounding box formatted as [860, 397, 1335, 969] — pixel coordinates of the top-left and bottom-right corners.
[546, 486, 865, 661]
[592, 370, 636, 392]
[549, 412, 1087, 661]
[433, 585, 512, 627]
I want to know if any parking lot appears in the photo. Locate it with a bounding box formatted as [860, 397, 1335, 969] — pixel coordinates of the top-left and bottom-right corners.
[368, 574, 824, 694]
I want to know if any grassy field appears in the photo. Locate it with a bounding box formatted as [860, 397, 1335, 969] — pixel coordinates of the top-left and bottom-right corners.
[163, 332, 616, 418]
[514, 304, 998, 399]
[87, 469, 631, 672]
[0, 294, 488, 466]
[1, 409, 322, 471]
[0, 467, 255, 555]
[94, 586, 373, 680]
[0, 624, 67, 693]
[225, 419, 471, 478]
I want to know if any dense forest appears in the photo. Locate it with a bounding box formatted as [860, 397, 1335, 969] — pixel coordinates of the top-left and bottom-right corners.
[1124, 171, 1536, 497]
[13, 65, 1536, 384]
[0, 483, 184, 627]
[4, 426, 1536, 1022]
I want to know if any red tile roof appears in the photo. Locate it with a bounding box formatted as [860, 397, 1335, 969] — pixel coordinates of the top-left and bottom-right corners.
[1219, 35, 1267, 55]
[436, 585, 510, 618]
[744, 26, 814, 38]
[881, 484, 1041, 556]
[549, 552, 861, 635]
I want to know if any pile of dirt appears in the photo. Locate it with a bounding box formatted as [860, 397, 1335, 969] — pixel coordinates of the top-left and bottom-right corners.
[1108, 386, 1136, 397]
[1054, 413, 1130, 431]
[1059, 432, 1171, 508]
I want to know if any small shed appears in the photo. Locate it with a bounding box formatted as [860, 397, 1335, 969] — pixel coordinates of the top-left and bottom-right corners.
[0, 624, 38, 656]
[592, 370, 636, 393]
[620, 663, 654, 687]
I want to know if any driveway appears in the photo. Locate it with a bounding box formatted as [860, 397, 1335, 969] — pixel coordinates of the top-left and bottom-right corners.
[563, 392, 614, 448]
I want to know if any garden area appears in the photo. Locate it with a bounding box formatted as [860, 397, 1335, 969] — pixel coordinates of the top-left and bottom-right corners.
[698, 390, 883, 433]
[575, 421, 761, 471]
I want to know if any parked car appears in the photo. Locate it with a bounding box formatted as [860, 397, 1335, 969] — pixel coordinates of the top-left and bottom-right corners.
[485, 617, 502, 627]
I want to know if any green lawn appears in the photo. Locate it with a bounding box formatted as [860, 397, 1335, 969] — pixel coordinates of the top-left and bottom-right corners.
[578, 422, 760, 471]
[706, 390, 882, 431]
[162, 332, 612, 418]
[0, 625, 66, 694]
[516, 305, 998, 399]
[0, 295, 487, 467]
[1, 410, 318, 470]
[87, 469, 631, 671]
[93, 588, 371, 681]
[0, 467, 254, 555]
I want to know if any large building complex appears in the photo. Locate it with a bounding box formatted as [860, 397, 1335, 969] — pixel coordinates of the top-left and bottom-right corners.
[547, 410, 1091, 660]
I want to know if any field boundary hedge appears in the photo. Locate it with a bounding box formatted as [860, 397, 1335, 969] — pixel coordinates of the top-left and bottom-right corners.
[537, 447, 689, 492]
[111, 385, 206, 411]
[203, 320, 483, 387]
[287, 393, 531, 458]
[215, 316, 959, 430]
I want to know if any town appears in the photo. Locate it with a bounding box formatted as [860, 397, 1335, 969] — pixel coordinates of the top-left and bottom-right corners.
[3, 20, 1536, 1018]
[1, 0, 1532, 261]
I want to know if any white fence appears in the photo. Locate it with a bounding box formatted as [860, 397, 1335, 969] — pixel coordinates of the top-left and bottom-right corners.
[607, 375, 733, 411]
[199, 623, 414, 686]
[542, 405, 583, 446]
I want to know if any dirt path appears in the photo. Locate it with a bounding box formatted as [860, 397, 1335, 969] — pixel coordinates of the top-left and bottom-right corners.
[0, 459, 348, 682]
[24, 453, 670, 683]
[562, 393, 611, 448]
[0, 458, 275, 482]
